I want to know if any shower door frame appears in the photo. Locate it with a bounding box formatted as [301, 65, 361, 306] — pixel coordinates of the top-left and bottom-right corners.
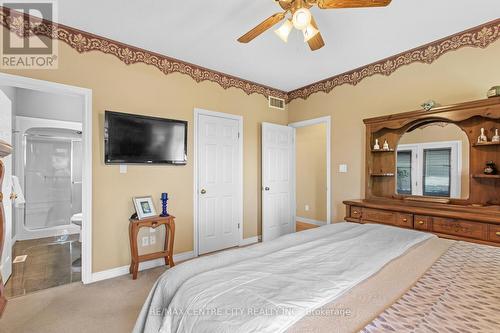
[15, 116, 83, 239]
[0, 73, 93, 285]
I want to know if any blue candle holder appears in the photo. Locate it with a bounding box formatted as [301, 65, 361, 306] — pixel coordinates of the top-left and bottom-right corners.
[160, 193, 169, 217]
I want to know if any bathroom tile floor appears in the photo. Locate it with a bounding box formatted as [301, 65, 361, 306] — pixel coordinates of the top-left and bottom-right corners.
[4, 234, 81, 298]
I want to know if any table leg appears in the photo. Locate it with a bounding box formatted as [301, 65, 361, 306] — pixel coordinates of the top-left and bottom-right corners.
[129, 222, 139, 279]
[167, 221, 175, 267]
[132, 262, 139, 280]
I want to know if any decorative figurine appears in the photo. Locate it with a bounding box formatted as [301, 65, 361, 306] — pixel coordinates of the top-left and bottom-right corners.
[477, 128, 488, 143]
[160, 192, 169, 217]
[487, 86, 500, 98]
[373, 139, 380, 150]
[421, 100, 439, 111]
[484, 161, 497, 175]
[382, 139, 390, 151]
[492, 129, 500, 143]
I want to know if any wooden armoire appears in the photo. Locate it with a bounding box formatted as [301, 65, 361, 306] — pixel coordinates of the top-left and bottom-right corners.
[344, 97, 500, 246]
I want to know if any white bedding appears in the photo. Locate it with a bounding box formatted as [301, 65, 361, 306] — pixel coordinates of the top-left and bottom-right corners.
[134, 222, 434, 333]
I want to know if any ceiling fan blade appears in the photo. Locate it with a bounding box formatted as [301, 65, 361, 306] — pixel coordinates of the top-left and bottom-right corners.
[237, 12, 286, 43]
[277, 0, 293, 11]
[308, 16, 325, 51]
[317, 0, 392, 9]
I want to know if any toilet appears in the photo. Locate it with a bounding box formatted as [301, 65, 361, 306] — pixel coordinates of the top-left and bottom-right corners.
[71, 213, 83, 242]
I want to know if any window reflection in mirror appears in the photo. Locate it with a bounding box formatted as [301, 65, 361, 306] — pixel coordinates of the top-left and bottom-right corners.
[396, 122, 469, 199]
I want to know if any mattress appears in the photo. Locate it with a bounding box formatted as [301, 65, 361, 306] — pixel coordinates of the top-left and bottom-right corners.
[134, 222, 436, 333]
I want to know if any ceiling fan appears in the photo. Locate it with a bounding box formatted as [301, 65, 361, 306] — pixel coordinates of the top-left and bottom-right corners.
[237, 0, 392, 51]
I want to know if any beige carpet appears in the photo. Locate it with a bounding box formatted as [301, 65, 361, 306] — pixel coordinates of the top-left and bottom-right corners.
[1, 266, 166, 333]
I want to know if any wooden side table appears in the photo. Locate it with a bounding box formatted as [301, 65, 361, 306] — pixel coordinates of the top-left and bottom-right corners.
[129, 215, 175, 280]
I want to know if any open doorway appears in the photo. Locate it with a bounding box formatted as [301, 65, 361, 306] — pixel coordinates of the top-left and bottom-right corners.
[289, 117, 331, 232]
[0, 73, 92, 299]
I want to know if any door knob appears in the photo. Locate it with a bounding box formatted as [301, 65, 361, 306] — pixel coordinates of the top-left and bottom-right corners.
[200, 189, 206, 194]
[264, 187, 270, 191]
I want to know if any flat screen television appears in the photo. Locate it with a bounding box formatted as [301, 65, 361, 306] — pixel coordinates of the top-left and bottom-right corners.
[104, 111, 187, 164]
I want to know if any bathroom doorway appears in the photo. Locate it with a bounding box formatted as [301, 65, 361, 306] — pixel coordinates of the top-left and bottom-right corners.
[0, 74, 92, 298]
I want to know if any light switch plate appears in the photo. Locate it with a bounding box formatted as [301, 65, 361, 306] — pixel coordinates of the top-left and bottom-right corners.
[305, 205, 310, 211]
[339, 164, 348, 173]
[119, 164, 127, 174]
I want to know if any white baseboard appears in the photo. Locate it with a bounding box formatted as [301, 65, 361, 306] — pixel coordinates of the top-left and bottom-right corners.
[296, 216, 327, 226]
[239, 236, 258, 246]
[90, 251, 195, 283]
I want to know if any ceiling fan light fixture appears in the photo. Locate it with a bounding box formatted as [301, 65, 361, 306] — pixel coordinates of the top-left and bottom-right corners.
[274, 19, 293, 43]
[292, 7, 312, 30]
[303, 23, 319, 42]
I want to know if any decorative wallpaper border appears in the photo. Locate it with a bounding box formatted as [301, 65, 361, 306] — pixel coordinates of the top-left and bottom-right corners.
[287, 19, 500, 101]
[0, 7, 288, 101]
[0, 7, 499, 103]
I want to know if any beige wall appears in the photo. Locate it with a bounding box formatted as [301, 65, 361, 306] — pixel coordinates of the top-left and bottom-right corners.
[288, 40, 500, 222]
[398, 123, 470, 198]
[2, 27, 499, 272]
[1, 32, 288, 272]
[295, 123, 327, 221]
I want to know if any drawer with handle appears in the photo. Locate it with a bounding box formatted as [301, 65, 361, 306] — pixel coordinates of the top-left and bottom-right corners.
[350, 206, 363, 220]
[414, 215, 432, 231]
[362, 208, 397, 226]
[432, 217, 487, 240]
[397, 213, 413, 228]
[487, 224, 500, 243]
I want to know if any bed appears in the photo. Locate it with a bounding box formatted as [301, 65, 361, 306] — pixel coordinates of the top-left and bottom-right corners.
[133, 222, 500, 333]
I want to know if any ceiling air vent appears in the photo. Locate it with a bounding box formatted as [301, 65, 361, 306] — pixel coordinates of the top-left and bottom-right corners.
[268, 96, 285, 110]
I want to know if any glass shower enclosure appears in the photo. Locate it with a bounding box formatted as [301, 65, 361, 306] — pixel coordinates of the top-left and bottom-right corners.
[23, 128, 82, 234]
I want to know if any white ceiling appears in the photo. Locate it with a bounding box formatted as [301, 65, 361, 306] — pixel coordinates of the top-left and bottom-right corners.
[54, 0, 500, 91]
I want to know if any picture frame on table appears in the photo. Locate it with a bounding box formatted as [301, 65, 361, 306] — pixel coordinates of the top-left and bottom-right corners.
[133, 196, 157, 220]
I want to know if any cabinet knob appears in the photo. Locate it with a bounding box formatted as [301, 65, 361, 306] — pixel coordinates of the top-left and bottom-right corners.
[264, 187, 270, 191]
[353, 210, 359, 215]
[418, 221, 424, 225]
[10, 193, 17, 200]
[200, 189, 206, 194]
[402, 218, 408, 222]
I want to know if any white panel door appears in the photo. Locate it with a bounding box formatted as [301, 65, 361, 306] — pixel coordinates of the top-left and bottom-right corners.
[262, 122, 295, 242]
[0, 89, 12, 283]
[198, 114, 241, 255]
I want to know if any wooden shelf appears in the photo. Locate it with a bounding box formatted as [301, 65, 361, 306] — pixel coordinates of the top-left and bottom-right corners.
[371, 149, 395, 153]
[473, 141, 500, 147]
[472, 174, 500, 179]
[370, 173, 395, 177]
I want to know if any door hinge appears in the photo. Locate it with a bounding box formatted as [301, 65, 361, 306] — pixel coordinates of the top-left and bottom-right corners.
[238, 132, 240, 139]
[237, 223, 240, 229]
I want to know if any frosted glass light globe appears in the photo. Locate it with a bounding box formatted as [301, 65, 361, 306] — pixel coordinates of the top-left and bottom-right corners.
[292, 8, 312, 30]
